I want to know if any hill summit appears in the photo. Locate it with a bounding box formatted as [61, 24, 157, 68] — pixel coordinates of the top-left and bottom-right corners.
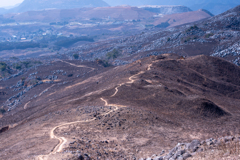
[8, 0, 109, 13]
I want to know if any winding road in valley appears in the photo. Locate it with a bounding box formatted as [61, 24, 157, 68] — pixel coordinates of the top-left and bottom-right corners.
[36, 61, 146, 160]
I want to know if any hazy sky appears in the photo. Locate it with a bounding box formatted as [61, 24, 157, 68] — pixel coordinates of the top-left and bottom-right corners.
[0, 0, 23, 8]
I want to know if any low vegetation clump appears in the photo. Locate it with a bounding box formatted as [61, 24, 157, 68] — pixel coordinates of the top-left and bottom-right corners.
[186, 25, 199, 32]
[95, 59, 111, 67]
[14, 63, 22, 70]
[54, 37, 94, 48]
[0, 108, 6, 114]
[145, 24, 154, 28]
[155, 22, 170, 28]
[13, 60, 42, 70]
[0, 42, 40, 51]
[73, 54, 79, 59]
[182, 36, 198, 43]
[205, 33, 214, 38]
[0, 62, 7, 71]
[106, 49, 120, 60]
[9, 57, 19, 60]
[68, 74, 73, 77]
[21, 61, 31, 68]
[0, 62, 11, 78]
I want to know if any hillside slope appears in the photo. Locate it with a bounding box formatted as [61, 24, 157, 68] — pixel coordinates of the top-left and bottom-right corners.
[152, 10, 212, 28]
[4, 6, 155, 22]
[61, 5, 240, 66]
[0, 54, 240, 159]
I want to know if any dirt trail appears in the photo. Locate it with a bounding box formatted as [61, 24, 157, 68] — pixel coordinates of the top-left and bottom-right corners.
[24, 84, 55, 110]
[24, 101, 31, 110]
[39, 84, 55, 97]
[111, 71, 144, 97]
[36, 70, 144, 160]
[59, 60, 95, 72]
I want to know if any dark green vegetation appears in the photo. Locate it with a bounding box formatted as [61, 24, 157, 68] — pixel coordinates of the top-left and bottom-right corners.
[95, 59, 111, 67]
[0, 36, 94, 52]
[0, 62, 7, 72]
[186, 25, 199, 32]
[0, 62, 11, 78]
[205, 33, 214, 38]
[106, 49, 120, 60]
[68, 74, 73, 77]
[13, 61, 42, 70]
[182, 36, 198, 43]
[73, 54, 79, 59]
[0, 42, 40, 51]
[54, 37, 94, 48]
[155, 22, 170, 28]
[0, 109, 6, 114]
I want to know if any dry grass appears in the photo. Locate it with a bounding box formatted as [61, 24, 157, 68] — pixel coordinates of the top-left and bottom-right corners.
[190, 140, 240, 160]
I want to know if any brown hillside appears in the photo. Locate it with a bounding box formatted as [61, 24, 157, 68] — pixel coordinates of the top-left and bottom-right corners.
[6, 6, 156, 22]
[0, 54, 240, 159]
[153, 10, 212, 27]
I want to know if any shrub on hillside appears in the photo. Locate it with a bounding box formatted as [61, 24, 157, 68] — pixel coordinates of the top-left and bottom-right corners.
[95, 59, 111, 67]
[21, 61, 31, 68]
[205, 33, 214, 38]
[14, 63, 22, 70]
[0, 108, 6, 114]
[0, 42, 40, 51]
[106, 49, 119, 60]
[68, 74, 73, 77]
[186, 25, 199, 33]
[73, 54, 79, 59]
[155, 22, 170, 28]
[0, 62, 7, 71]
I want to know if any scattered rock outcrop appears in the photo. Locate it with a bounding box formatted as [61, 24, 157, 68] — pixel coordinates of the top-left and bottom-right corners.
[141, 135, 240, 160]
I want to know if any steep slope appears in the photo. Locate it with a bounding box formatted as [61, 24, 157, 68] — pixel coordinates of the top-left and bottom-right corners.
[0, 54, 240, 159]
[7, 0, 109, 13]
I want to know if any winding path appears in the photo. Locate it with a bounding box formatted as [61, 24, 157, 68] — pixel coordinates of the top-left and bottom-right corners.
[36, 61, 145, 160]
[36, 72, 143, 160]
[24, 84, 55, 110]
[35, 61, 155, 159]
[59, 60, 95, 73]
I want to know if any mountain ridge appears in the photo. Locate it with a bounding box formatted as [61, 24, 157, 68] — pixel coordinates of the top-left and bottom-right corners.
[104, 0, 239, 15]
[6, 0, 110, 13]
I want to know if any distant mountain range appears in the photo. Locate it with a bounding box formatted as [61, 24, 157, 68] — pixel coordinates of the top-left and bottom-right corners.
[0, 0, 109, 14]
[139, 5, 192, 15]
[104, 0, 239, 15]
[0, 0, 238, 15]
